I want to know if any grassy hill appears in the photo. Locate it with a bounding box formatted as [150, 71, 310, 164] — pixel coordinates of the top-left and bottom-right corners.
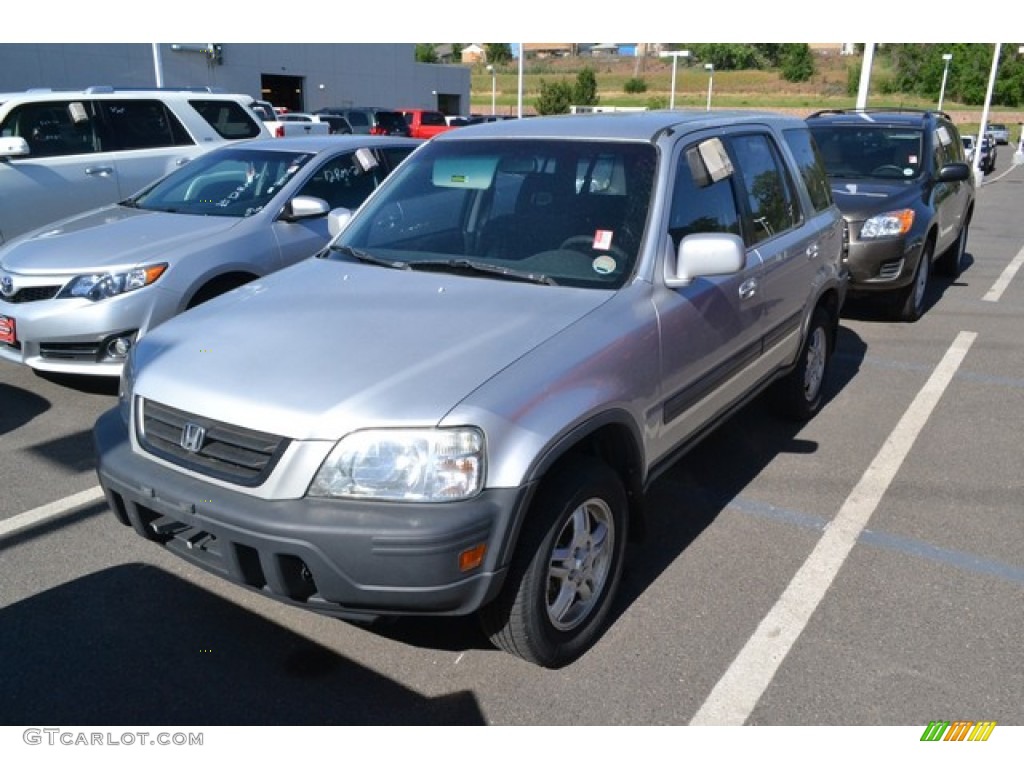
[469, 52, 1024, 135]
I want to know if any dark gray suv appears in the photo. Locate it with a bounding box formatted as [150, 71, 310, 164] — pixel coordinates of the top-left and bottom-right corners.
[806, 108, 975, 321]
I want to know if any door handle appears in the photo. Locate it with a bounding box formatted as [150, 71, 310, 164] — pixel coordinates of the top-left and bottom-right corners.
[85, 166, 114, 177]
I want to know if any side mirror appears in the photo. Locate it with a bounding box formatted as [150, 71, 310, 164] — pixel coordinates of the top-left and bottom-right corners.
[327, 207, 354, 237]
[664, 232, 746, 288]
[937, 162, 970, 183]
[280, 195, 330, 222]
[0, 136, 30, 158]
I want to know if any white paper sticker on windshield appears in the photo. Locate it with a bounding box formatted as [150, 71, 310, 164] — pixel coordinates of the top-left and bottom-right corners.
[593, 229, 613, 250]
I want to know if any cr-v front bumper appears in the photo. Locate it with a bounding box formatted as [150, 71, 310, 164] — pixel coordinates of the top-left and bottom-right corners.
[94, 408, 528, 618]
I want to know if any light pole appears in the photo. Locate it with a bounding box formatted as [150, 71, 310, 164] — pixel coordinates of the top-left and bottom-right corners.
[937, 53, 952, 111]
[486, 64, 496, 116]
[704, 63, 714, 111]
[658, 49, 689, 110]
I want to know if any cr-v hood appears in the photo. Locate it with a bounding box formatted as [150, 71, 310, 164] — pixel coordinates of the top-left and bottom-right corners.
[133, 257, 613, 440]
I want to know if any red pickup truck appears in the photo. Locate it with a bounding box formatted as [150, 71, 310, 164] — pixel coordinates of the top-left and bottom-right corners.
[400, 108, 454, 139]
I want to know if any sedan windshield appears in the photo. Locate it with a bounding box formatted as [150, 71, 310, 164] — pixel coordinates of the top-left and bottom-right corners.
[132, 148, 315, 217]
[331, 138, 657, 289]
[810, 125, 925, 181]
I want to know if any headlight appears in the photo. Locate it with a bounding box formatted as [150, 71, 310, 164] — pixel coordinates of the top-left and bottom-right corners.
[860, 210, 914, 239]
[58, 264, 167, 301]
[308, 428, 485, 501]
[117, 347, 135, 426]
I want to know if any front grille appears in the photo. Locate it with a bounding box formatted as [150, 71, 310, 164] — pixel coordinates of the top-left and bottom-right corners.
[0, 285, 60, 304]
[39, 341, 102, 361]
[138, 398, 290, 487]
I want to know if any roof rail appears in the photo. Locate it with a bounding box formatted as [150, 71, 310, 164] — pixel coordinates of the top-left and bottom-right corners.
[807, 107, 952, 121]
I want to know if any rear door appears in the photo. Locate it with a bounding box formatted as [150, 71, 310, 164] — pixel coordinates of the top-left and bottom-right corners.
[0, 98, 118, 241]
[98, 98, 202, 199]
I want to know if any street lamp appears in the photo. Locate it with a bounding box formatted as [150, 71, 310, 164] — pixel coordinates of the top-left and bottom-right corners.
[937, 53, 952, 111]
[704, 63, 714, 111]
[486, 64, 496, 116]
[658, 49, 689, 110]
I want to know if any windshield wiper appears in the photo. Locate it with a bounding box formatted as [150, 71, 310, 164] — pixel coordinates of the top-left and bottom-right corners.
[329, 244, 409, 270]
[407, 258, 559, 286]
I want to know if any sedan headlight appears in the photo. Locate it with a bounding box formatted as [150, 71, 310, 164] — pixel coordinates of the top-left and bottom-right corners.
[308, 428, 485, 501]
[860, 210, 914, 239]
[58, 264, 167, 301]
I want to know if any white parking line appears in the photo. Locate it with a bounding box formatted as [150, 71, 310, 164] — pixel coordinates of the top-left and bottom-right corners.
[690, 331, 977, 725]
[983, 244, 1024, 302]
[0, 486, 105, 538]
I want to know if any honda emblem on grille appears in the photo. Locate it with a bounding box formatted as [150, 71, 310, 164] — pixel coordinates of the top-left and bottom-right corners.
[0, 276, 13, 297]
[180, 422, 206, 453]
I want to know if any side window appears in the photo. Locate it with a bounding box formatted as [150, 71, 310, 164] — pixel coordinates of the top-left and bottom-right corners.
[728, 133, 798, 246]
[100, 100, 193, 151]
[0, 100, 99, 158]
[782, 126, 833, 214]
[668, 143, 741, 247]
[189, 99, 263, 140]
[298, 151, 381, 210]
[346, 112, 370, 131]
[423, 112, 447, 127]
[378, 146, 416, 172]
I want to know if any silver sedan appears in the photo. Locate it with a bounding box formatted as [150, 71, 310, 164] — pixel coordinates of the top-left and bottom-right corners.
[0, 135, 419, 376]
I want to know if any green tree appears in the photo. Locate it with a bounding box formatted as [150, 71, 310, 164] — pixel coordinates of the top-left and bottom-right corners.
[573, 67, 600, 106]
[535, 79, 575, 115]
[689, 43, 759, 70]
[780, 44, 815, 83]
[415, 44, 438, 63]
[485, 44, 513, 65]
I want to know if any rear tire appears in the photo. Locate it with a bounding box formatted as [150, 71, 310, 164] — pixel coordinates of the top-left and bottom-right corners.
[936, 219, 969, 278]
[479, 456, 628, 668]
[772, 305, 832, 421]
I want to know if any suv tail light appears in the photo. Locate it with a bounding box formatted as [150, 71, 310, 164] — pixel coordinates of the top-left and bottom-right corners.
[370, 126, 385, 135]
[274, 125, 285, 138]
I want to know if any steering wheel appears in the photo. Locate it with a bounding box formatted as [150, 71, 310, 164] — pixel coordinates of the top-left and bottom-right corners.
[871, 164, 905, 178]
[558, 235, 629, 263]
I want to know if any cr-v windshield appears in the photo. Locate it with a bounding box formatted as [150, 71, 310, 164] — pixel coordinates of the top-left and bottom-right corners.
[809, 125, 925, 181]
[331, 139, 657, 289]
[132, 148, 315, 217]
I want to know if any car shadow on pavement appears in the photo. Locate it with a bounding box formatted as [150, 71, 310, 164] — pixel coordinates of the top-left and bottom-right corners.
[610, 322, 869, 629]
[0, 383, 49, 436]
[0, 564, 486, 725]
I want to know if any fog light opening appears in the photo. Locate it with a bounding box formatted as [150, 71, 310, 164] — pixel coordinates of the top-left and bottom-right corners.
[458, 543, 487, 572]
[106, 334, 135, 359]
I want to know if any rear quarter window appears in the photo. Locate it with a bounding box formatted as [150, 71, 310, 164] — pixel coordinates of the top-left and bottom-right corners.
[101, 99, 193, 150]
[189, 99, 264, 140]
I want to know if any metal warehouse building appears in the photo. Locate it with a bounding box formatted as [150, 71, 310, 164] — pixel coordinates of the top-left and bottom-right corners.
[0, 43, 471, 115]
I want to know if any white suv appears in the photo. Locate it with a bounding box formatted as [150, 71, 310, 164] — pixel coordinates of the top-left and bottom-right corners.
[0, 87, 270, 244]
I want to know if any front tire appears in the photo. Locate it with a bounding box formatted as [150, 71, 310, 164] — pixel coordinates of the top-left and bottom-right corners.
[893, 240, 932, 322]
[480, 456, 628, 668]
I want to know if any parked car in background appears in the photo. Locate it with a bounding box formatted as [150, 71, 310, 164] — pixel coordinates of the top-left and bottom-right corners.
[315, 113, 354, 135]
[987, 122, 1009, 145]
[316, 107, 411, 137]
[962, 134, 976, 164]
[400, 108, 453, 139]
[980, 133, 997, 173]
[95, 110, 846, 669]
[0, 87, 270, 245]
[0, 135, 419, 376]
[265, 112, 332, 138]
[807, 108, 974, 322]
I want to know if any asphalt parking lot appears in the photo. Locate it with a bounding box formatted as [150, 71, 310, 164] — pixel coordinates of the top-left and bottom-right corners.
[1, 153, 1021, 729]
